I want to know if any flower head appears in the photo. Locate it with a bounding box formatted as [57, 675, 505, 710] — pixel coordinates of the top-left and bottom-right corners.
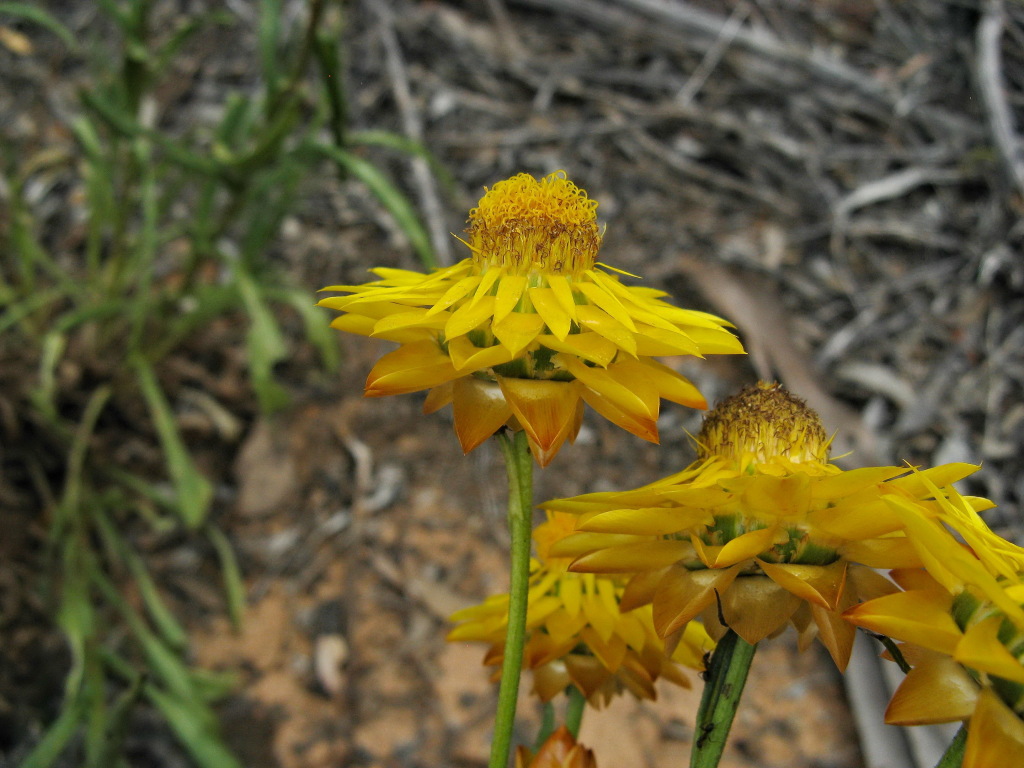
[448, 512, 712, 707]
[515, 727, 598, 768]
[844, 484, 1024, 765]
[319, 171, 744, 465]
[546, 382, 982, 670]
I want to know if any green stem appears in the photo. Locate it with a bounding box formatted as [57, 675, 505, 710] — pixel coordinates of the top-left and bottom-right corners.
[565, 685, 586, 738]
[690, 629, 757, 768]
[490, 429, 534, 768]
[934, 724, 967, 768]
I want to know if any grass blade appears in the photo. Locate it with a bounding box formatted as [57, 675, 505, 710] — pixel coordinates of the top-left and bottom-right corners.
[206, 525, 246, 631]
[133, 355, 213, 528]
[0, 2, 77, 50]
[235, 267, 290, 413]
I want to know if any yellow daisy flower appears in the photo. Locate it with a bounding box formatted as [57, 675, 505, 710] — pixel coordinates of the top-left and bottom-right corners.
[545, 381, 982, 670]
[845, 482, 1024, 765]
[515, 727, 598, 768]
[447, 512, 713, 707]
[319, 171, 744, 465]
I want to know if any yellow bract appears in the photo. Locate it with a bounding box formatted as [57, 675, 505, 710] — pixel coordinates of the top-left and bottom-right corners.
[845, 487, 1024, 767]
[319, 171, 745, 465]
[546, 383, 982, 670]
[447, 512, 713, 707]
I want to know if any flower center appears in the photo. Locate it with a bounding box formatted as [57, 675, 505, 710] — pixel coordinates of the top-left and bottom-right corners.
[465, 171, 602, 277]
[697, 381, 829, 464]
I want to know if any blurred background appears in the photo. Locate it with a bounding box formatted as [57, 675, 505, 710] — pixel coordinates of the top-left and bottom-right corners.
[2, 1, 1022, 766]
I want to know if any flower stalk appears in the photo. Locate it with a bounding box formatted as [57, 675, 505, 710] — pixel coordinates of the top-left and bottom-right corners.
[690, 629, 757, 768]
[491, 429, 535, 768]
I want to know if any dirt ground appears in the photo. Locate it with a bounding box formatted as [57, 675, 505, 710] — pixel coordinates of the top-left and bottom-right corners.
[3, 1, 1024, 767]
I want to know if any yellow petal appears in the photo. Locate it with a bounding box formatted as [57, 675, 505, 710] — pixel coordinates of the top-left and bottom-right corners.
[965, 688, 1024, 768]
[844, 589, 961, 655]
[372, 307, 449, 335]
[365, 341, 459, 396]
[570, 541, 693, 574]
[632, 325, 701, 357]
[578, 385, 659, 443]
[887, 463, 980, 497]
[447, 335, 514, 372]
[956, 615, 1024, 684]
[807, 466, 906, 502]
[576, 305, 637, 355]
[555, 356, 661, 441]
[471, 265, 503, 306]
[712, 527, 781, 568]
[578, 277, 637, 331]
[885, 655, 978, 725]
[451, 378, 512, 454]
[425, 274, 481, 316]
[545, 274, 579, 323]
[577, 506, 712, 536]
[528, 287, 572, 340]
[537, 333, 618, 367]
[494, 274, 528, 323]
[623, 358, 707, 409]
[492, 311, 546, 354]
[445, 296, 496, 339]
[839, 537, 923, 569]
[329, 313, 378, 337]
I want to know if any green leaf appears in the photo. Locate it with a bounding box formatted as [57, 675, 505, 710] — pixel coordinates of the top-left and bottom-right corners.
[274, 285, 341, 372]
[133, 355, 213, 528]
[17, 690, 88, 768]
[207, 525, 246, 631]
[0, 2, 77, 50]
[145, 686, 243, 768]
[235, 267, 290, 413]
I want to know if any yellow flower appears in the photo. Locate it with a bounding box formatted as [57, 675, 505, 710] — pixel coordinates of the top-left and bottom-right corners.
[844, 484, 1024, 766]
[448, 512, 713, 707]
[546, 381, 982, 670]
[515, 727, 598, 768]
[319, 171, 743, 465]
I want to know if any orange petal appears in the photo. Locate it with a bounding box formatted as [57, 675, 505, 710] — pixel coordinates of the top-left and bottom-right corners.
[964, 688, 1024, 768]
[652, 564, 742, 637]
[498, 377, 581, 467]
[620, 569, 668, 611]
[809, 603, 856, 670]
[758, 560, 847, 611]
[422, 382, 453, 414]
[885, 655, 978, 725]
[719, 574, 801, 644]
[844, 589, 961, 655]
[365, 341, 460, 396]
[451, 378, 512, 453]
